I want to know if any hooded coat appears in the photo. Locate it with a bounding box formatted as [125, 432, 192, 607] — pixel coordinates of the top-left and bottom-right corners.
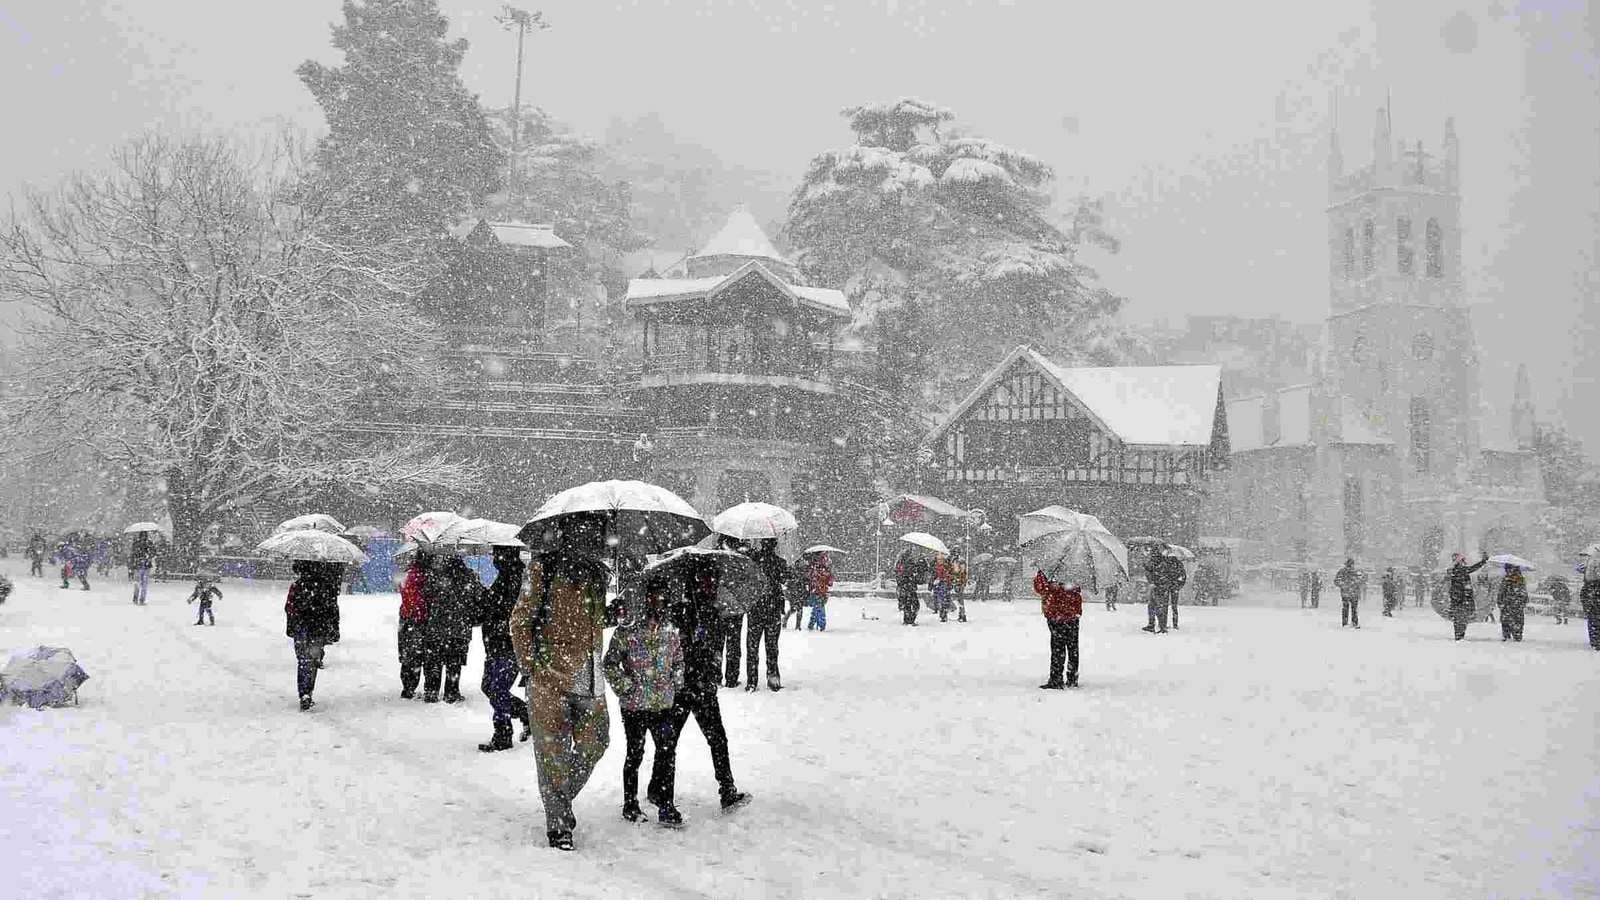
[510, 554, 610, 699]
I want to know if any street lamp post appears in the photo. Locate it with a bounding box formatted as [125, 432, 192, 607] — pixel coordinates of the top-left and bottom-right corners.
[495, 5, 549, 198]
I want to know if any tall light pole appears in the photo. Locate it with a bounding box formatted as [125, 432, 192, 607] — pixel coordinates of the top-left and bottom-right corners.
[495, 5, 548, 199]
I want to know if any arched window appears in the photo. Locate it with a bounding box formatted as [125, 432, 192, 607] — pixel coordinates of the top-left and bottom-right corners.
[1362, 219, 1375, 274]
[1410, 397, 1432, 473]
[1397, 216, 1414, 274]
[1412, 333, 1434, 360]
[1425, 218, 1443, 277]
[1342, 228, 1355, 278]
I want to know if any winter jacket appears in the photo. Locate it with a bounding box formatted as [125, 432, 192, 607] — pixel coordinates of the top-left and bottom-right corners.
[423, 558, 482, 665]
[398, 563, 428, 623]
[477, 555, 525, 660]
[1381, 573, 1400, 604]
[510, 554, 610, 699]
[1497, 571, 1529, 610]
[1549, 579, 1572, 608]
[1147, 554, 1187, 596]
[602, 621, 685, 712]
[807, 555, 834, 599]
[750, 548, 789, 619]
[285, 571, 341, 645]
[187, 583, 223, 605]
[949, 558, 969, 589]
[1035, 572, 1083, 623]
[26, 536, 45, 561]
[1448, 558, 1488, 607]
[932, 556, 950, 586]
[1334, 565, 1364, 600]
[128, 537, 156, 570]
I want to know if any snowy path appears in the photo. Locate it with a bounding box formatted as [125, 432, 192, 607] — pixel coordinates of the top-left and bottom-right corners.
[2, 561, 1596, 899]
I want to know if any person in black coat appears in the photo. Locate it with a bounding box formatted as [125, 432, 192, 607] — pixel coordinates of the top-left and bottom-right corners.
[665, 561, 750, 812]
[475, 546, 531, 752]
[894, 548, 924, 626]
[423, 555, 482, 704]
[1447, 551, 1490, 640]
[745, 539, 789, 692]
[286, 561, 343, 711]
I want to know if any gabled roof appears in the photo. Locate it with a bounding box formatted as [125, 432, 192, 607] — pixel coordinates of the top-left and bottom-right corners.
[929, 346, 1224, 448]
[449, 219, 573, 250]
[625, 260, 851, 319]
[692, 205, 787, 264]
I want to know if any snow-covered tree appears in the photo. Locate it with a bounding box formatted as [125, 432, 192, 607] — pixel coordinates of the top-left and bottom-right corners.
[297, 0, 502, 267]
[0, 134, 474, 569]
[785, 98, 1132, 408]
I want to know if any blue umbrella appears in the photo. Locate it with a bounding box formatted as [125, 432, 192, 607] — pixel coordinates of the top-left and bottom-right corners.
[1, 647, 90, 709]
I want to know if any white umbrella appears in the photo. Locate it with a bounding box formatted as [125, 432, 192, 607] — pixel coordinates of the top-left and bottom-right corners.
[458, 520, 526, 547]
[1488, 554, 1537, 571]
[257, 529, 370, 565]
[402, 511, 466, 545]
[712, 502, 798, 541]
[122, 522, 165, 535]
[803, 544, 848, 555]
[435, 516, 493, 545]
[524, 480, 708, 556]
[899, 532, 950, 555]
[1019, 509, 1129, 591]
[276, 514, 347, 535]
[1018, 505, 1085, 547]
[1164, 544, 1197, 561]
[1, 646, 90, 709]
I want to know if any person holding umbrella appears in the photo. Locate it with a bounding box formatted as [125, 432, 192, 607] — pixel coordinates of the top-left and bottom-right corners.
[1447, 551, 1490, 641]
[397, 557, 429, 699]
[475, 545, 532, 751]
[744, 538, 789, 692]
[285, 561, 342, 711]
[1034, 570, 1083, 689]
[894, 547, 924, 626]
[128, 531, 156, 606]
[1496, 562, 1530, 642]
[510, 550, 614, 852]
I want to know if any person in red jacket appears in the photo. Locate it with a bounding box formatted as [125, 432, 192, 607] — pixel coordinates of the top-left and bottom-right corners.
[1034, 571, 1083, 689]
[397, 560, 429, 699]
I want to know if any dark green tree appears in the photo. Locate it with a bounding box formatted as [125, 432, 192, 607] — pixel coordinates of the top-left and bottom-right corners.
[297, 0, 503, 264]
[785, 98, 1135, 409]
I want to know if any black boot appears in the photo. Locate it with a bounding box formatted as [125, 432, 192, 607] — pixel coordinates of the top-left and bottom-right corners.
[547, 830, 574, 851]
[478, 720, 514, 753]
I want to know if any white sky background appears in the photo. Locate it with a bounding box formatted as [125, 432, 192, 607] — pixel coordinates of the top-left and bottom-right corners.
[1, 0, 1595, 450]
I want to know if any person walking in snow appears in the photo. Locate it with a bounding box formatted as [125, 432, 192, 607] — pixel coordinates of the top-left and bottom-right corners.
[1496, 564, 1529, 642]
[603, 584, 686, 828]
[128, 532, 156, 606]
[806, 550, 834, 631]
[57, 534, 90, 591]
[895, 547, 926, 626]
[1308, 570, 1323, 609]
[397, 559, 429, 699]
[745, 538, 788, 692]
[1035, 570, 1083, 689]
[1298, 569, 1310, 608]
[1380, 568, 1401, 617]
[511, 551, 614, 852]
[1582, 558, 1600, 650]
[421, 554, 481, 704]
[1105, 581, 1120, 612]
[1143, 549, 1184, 633]
[26, 532, 46, 577]
[949, 551, 970, 622]
[1547, 576, 1572, 624]
[1447, 551, 1490, 641]
[474, 546, 531, 752]
[1414, 571, 1429, 609]
[285, 561, 342, 711]
[664, 560, 751, 817]
[785, 554, 809, 631]
[931, 552, 952, 622]
[187, 574, 221, 625]
[1334, 559, 1364, 628]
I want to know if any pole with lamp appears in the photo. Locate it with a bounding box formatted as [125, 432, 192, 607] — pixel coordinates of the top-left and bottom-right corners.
[494, 5, 549, 200]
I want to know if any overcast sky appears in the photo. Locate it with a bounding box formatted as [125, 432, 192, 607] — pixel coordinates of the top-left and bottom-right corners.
[1, 0, 1595, 449]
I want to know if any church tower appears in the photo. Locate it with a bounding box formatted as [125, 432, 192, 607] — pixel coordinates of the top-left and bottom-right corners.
[1324, 108, 1480, 480]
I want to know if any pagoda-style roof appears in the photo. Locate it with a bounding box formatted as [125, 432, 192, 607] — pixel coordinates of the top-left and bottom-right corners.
[626, 259, 851, 322]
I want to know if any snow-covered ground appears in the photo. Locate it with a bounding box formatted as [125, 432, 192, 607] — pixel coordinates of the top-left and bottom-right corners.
[2, 559, 1596, 900]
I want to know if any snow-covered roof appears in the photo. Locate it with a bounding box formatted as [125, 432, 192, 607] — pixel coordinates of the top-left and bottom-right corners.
[691, 206, 787, 264]
[625, 261, 851, 319]
[450, 219, 572, 250]
[930, 346, 1224, 448]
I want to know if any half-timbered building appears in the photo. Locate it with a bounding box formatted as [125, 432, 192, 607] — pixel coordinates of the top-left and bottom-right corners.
[927, 346, 1229, 547]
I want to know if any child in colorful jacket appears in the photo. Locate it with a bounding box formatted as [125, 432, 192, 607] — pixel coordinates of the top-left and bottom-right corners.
[603, 587, 686, 828]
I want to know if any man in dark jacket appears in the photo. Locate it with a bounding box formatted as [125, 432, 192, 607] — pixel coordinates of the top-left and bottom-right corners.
[129, 533, 156, 605]
[1334, 559, 1364, 628]
[1381, 568, 1401, 617]
[1447, 551, 1490, 640]
[745, 539, 789, 692]
[286, 561, 343, 710]
[666, 563, 750, 813]
[476, 546, 531, 752]
[1143, 551, 1184, 633]
[1309, 571, 1322, 609]
[894, 548, 925, 626]
[422, 555, 481, 703]
[27, 532, 46, 577]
